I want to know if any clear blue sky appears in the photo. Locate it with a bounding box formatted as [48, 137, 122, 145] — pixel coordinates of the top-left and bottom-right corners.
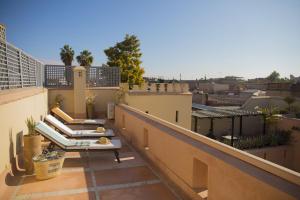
[1, 0, 299, 80]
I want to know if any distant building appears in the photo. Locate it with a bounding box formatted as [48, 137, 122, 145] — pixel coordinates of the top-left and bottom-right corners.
[0, 24, 6, 41]
[245, 78, 269, 90]
[267, 82, 292, 91]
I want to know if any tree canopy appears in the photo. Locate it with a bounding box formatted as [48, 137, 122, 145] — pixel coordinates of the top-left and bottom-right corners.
[76, 50, 93, 67]
[266, 71, 280, 82]
[104, 34, 145, 85]
[284, 96, 295, 112]
[60, 45, 74, 66]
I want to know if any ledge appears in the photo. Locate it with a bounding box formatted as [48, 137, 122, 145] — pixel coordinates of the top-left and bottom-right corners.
[87, 87, 120, 90]
[0, 87, 47, 106]
[118, 104, 300, 186]
[128, 91, 192, 96]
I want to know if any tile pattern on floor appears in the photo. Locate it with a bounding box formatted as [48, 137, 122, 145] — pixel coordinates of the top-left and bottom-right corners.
[7, 122, 180, 200]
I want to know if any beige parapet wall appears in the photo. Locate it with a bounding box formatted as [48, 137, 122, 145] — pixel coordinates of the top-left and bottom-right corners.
[115, 104, 300, 200]
[86, 87, 119, 117]
[48, 84, 192, 130]
[277, 118, 300, 172]
[125, 91, 192, 130]
[48, 87, 119, 117]
[246, 117, 300, 173]
[129, 82, 190, 93]
[0, 88, 48, 174]
[48, 88, 74, 115]
[247, 145, 295, 172]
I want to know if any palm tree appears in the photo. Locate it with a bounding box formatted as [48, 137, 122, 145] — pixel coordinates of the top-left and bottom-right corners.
[76, 50, 93, 86]
[256, 105, 280, 134]
[284, 96, 295, 112]
[76, 50, 93, 67]
[60, 45, 74, 66]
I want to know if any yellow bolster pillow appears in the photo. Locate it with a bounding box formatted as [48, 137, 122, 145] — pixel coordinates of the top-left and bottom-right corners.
[96, 127, 106, 133]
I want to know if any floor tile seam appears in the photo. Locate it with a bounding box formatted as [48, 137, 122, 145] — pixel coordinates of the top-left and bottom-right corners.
[14, 187, 93, 200]
[118, 130, 183, 200]
[10, 176, 24, 200]
[15, 178, 161, 199]
[88, 151, 101, 200]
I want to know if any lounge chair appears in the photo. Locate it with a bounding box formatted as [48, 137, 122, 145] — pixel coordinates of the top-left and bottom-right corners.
[45, 114, 115, 138]
[35, 121, 121, 163]
[51, 107, 106, 125]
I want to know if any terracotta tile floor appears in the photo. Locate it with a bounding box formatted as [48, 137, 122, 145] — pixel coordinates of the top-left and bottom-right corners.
[2, 123, 180, 200]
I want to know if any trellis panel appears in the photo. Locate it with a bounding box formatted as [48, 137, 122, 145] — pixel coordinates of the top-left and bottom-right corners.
[44, 65, 73, 88]
[0, 39, 44, 90]
[44, 65, 120, 88]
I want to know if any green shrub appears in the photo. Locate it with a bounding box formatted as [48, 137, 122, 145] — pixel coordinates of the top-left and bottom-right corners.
[279, 109, 288, 114]
[25, 116, 38, 136]
[223, 130, 292, 150]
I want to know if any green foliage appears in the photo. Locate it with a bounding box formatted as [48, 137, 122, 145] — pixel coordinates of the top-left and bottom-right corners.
[266, 71, 280, 82]
[256, 105, 280, 125]
[284, 96, 295, 105]
[51, 94, 64, 109]
[76, 50, 93, 67]
[25, 116, 37, 136]
[86, 94, 96, 106]
[60, 45, 74, 66]
[266, 70, 293, 83]
[115, 87, 126, 104]
[279, 109, 288, 114]
[206, 131, 216, 139]
[104, 34, 145, 85]
[33, 151, 65, 162]
[284, 96, 296, 112]
[230, 130, 291, 150]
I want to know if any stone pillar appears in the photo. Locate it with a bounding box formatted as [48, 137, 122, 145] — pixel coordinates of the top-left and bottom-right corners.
[73, 66, 86, 118]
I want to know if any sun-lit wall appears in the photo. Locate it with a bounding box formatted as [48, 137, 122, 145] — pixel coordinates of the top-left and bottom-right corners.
[115, 104, 300, 200]
[48, 88, 118, 117]
[0, 88, 48, 174]
[125, 92, 192, 129]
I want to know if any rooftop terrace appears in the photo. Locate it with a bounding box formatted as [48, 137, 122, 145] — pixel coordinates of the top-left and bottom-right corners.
[1, 122, 180, 200]
[1, 38, 300, 200]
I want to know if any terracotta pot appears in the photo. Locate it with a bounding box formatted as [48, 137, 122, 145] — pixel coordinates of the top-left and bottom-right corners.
[86, 104, 94, 119]
[23, 134, 42, 175]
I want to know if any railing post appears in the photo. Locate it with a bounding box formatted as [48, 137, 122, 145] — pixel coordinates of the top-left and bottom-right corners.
[73, 66, 87, 118]
[231, 117, 235, 146]
[35, 60, 37, 87]
[19, 51, 24, 88]
[5, 42, 10, 89]
[44, 65, 47, 87]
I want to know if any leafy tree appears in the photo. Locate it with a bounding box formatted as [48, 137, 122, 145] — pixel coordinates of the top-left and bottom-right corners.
[76, 50, 93, 67]
[256, 105, 280, 133]
[266, 71, 280, 82]
[284, 96, 295, 112]
[60, 45, 74, 66]
[104, 34, 145, 85]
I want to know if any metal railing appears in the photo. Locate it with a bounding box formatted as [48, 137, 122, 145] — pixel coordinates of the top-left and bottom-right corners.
[44, 65, 73, 88]
[0, 39, 44, 90]
[87, 66, 120, 87]
[44, 65, 120, 88]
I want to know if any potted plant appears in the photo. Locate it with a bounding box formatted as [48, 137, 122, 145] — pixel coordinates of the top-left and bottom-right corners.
[50, 94, 64, 109]
[86, 94, 96, 119]
[23, 116, 42, 174]
[115, 87, 126, 104]
[33, 150, 65, 180]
